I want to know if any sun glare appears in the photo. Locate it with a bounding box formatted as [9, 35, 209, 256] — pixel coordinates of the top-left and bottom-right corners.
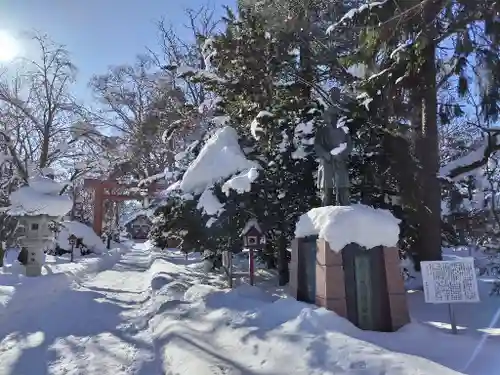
[0, 30, 19, 62]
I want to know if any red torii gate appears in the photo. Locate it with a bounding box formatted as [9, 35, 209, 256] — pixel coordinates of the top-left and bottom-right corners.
[83, 179, 162, 236]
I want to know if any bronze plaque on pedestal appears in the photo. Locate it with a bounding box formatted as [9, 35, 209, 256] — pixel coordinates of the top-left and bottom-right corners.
[342, 244, 391, 332]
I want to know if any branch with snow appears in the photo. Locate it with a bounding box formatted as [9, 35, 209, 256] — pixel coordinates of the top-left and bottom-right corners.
[179, 126, 259, 193]
[441, 130, 500, 180]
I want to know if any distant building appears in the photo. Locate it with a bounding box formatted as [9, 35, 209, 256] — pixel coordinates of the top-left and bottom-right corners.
[123, 212, 152, 240]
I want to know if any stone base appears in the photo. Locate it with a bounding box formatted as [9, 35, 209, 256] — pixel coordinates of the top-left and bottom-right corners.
[382, 246, 411, 330]
[25, 264, 42, 277]
[315, 239, 410, 331]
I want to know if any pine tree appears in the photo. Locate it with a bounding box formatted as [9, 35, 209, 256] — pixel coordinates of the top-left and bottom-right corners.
[327, 0, 500, 263]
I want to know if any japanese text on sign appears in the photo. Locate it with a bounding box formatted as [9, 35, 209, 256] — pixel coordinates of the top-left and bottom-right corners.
[421, 258, 480, 304]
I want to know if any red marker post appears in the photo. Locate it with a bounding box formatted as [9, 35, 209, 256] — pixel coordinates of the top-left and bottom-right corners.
[249, 248, 255, 285]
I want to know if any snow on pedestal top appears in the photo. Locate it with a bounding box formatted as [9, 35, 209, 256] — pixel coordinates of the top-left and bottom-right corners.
[180, 126, 258, 193]
[8, 176, 73, 217]
[295, 204, 401, 252]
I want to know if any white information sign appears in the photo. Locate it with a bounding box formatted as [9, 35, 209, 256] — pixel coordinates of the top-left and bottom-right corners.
[421, 258, 480, 304]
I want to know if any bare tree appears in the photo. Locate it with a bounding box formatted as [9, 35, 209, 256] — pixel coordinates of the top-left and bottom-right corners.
[0, 33, 102, 181]
[151, 5, 221, 107]
[90, 54, 192, 180]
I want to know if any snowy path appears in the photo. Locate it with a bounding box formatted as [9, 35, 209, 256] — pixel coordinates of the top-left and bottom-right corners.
[0, 243, 498, 375]
[0, 242, 158, 375]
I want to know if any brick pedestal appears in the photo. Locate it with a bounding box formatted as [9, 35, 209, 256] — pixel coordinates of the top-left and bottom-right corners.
[383, 247, 410, 330]
[290, 237, 410, 332]
[315, 239, 347, 317]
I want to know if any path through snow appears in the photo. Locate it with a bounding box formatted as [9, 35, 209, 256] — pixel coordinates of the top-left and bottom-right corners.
[0, 242, 158, 375]
[0, 242, 498, 375]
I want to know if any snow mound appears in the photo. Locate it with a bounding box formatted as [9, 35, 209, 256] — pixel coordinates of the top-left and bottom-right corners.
[151, 273, 174, 291]
[56, 221, 106, 254]
[183, 284, 219, 303]
[180, 126, 258, 193]
[8, 176, 72, 217]
[283, 305, 357, 334]
[227, 283, 278, 303]
[295, 204, 401, 251]
[144, 256, 465, 375]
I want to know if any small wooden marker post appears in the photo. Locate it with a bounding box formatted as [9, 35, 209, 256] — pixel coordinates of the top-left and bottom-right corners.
[68, 234, 77, 262]
[241, 219, 265, 286]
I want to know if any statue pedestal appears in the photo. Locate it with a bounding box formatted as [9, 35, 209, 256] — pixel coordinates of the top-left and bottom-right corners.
[315, 240, 348, 317]
[291, 238, 410, 331]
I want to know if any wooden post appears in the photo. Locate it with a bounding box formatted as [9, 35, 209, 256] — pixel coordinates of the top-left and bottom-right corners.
[249, 249, 255, 286]
[93, 187, 104, 236]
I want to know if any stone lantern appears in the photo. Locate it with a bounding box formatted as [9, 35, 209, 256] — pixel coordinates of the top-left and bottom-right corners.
[17, 215, 59, 276]
[9, 175, 73, 277]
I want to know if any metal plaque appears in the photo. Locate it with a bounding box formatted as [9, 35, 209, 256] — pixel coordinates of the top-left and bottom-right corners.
[354, 254, 374, 330]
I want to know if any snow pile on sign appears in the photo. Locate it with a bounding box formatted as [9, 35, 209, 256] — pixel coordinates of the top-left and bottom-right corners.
[295, 204, 401, 251]
[8, 176, 72, 217]
[56, 221, 106, 254]
[180, 126, 258, 193]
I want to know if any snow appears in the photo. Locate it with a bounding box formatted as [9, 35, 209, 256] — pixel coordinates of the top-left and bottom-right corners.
[295, 204, 401, 251]
[198, 96, 222, 114]
[221, 167, 259, 196]
[8, 176, 72, 217]
[1, 242, 498, 374]
[326, 1, 388, 33]
[347, 63, 368, 78]
[56, 221, 107, 254]
[250, 111, 273, 140]
[241, 218, 262, 235]
[180, 126, 258, 193]
[330, 142, 347, 156]
[28, 175, 62, 194]
[197, 187, 225, 217]
[120, 209, 151, 227]
[440, 139, 491, 179]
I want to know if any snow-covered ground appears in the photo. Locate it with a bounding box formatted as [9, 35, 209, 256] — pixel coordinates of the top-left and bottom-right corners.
[0, 242, 499, 375]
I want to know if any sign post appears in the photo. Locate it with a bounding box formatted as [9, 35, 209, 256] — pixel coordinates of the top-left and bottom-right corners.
[249, 249, 255, 286]
[421, 258, 480, 335]
[241, 219, 265, 287]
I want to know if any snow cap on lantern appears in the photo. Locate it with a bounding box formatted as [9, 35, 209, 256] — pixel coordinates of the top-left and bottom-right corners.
[8, 175, 72, 218]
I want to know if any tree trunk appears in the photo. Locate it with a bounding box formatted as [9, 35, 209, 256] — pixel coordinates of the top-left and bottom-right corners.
[298, 4, 313, 101]
[277, 235, 289, 286]
[416, 25, 442, 262]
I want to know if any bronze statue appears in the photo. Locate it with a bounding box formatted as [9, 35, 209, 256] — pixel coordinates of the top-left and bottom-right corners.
[314, 91, 352, 206]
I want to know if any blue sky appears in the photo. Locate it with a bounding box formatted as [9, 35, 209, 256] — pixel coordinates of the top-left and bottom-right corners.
[0, 0, 232, 99]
